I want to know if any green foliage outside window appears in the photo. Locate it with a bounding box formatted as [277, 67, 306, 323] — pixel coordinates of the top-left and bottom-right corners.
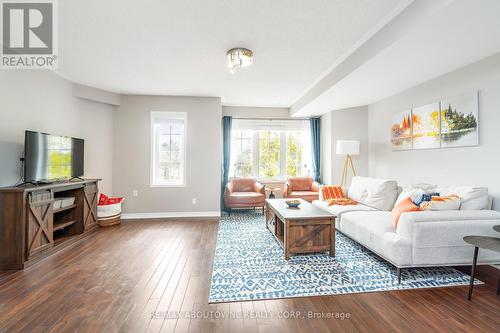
[231, 128, 310, 179]
[259, 131, 280, 178]
[286, 132, 302, 177]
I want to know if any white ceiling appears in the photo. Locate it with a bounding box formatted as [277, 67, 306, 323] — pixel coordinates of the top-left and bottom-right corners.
[58, 0, 408, 107]
[291, 0, 500, 116]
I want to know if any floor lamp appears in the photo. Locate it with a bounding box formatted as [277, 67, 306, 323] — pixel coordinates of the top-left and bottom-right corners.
[336, 140, 360, 187]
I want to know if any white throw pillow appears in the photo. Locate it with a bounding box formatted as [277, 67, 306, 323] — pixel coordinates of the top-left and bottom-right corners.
[420, 195, 461, 211]
[364, 180, 399, 211]
[348, 176, 399, 211]
[395, 188, 425, 205]
[437, 186, 489, 210]
[347, 176, 369, 202]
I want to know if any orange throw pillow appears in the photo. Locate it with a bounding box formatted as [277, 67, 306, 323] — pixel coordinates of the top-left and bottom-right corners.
[322, 186, 345, 200]
[391, 197, 420, 226]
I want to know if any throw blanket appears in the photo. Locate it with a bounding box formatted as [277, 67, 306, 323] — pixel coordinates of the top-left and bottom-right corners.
[327, 198, 358, 206]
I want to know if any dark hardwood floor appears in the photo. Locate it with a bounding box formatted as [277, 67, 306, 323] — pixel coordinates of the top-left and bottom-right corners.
[0, 218, 499, 333]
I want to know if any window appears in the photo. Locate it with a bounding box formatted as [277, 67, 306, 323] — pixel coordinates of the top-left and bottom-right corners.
[230, 119, 311, 180]
[231, 130, 254, 177]
[151, 112, 186, 186]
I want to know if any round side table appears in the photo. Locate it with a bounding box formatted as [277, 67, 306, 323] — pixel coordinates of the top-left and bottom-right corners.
[463, 225, 500, 300]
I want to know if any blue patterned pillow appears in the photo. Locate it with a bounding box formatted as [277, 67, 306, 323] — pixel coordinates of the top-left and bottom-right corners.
[413, 193, 440, 206]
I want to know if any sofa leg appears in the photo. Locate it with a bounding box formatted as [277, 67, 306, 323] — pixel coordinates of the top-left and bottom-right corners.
[397, 268, 402, 284]
[228, 208, 231, 217]
[262, 206, 265, 215]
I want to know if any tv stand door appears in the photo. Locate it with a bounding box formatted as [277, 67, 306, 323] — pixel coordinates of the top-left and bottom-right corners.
[26, 191, 54, 259]
[83, 183, 98, 230]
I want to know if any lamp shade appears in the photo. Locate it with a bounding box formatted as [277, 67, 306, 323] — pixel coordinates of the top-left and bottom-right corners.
[336, 140, 360, 155]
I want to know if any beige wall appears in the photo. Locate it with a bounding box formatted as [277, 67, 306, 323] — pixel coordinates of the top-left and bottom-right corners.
[0, 71, 115, 194]
[321, 106, 369, 186]
[79, 99, 115, 195]
[113, 95, 222, 214]
[368, 53, 500, 210]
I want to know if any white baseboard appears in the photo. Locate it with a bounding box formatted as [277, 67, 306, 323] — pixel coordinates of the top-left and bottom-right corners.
[121, 211, 221, 220]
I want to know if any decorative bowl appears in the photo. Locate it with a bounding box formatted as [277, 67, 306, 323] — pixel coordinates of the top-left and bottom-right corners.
[285, 199, 301, 208]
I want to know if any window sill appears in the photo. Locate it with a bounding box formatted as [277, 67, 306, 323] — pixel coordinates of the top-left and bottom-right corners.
[257, 179, 286, 184]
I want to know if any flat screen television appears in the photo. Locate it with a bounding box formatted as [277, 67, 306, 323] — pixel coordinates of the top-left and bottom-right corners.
[24, 130, 84, 183]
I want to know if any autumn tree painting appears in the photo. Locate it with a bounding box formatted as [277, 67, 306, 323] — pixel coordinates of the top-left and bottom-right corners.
[391, 110, 412, 150]
[412, 102, 441, 149]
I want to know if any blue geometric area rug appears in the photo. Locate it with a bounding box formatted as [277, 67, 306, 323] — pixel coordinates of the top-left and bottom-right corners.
[209, 212, 481, 303]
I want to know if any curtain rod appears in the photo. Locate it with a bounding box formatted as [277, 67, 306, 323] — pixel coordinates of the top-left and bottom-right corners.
[231, 117, 311, 121]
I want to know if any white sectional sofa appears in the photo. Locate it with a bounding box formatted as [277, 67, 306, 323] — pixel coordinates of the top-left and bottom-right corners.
[313, 177, 500, 282]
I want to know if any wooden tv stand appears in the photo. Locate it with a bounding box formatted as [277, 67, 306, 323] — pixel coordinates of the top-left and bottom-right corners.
[0, 179, 100, 270]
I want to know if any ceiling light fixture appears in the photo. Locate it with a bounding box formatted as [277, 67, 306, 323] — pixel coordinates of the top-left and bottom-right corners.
[227, 48, 253, 74]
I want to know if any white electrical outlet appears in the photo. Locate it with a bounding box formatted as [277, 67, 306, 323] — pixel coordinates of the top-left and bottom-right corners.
[133, 190, 138, 197]
[192, 198, 197, 205]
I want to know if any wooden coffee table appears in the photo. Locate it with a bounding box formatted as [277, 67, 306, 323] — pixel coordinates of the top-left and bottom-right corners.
[265, 198, 336, 259]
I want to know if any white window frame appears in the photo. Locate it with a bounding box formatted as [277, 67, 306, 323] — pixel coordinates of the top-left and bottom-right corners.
[230, 119, 311, 182]
[150, 111, 187, 187]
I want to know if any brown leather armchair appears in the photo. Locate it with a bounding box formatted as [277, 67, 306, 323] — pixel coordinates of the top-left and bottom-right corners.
[283, 177, 320, 202]
[224, 178, 266, 215]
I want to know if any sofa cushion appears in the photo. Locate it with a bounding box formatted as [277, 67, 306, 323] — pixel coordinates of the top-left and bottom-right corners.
[288, 177, 313, 191]
[288, 191, 319, 202]
[312, 200, 376, 229]
[226, 192, 265, 205]
[437, 186, 489, 210]
[348, 177, 399, 211]
[365, 183, 399, 211]
[289, 191, 318, 197]
[347, 176, 369, 202]
[313, 200, 375, 216]
[231, 178, 257, 192]
[339, 211, 412, 266]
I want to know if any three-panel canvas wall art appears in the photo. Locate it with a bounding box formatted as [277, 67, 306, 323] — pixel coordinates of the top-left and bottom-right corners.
[391, 91, 479, 151]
